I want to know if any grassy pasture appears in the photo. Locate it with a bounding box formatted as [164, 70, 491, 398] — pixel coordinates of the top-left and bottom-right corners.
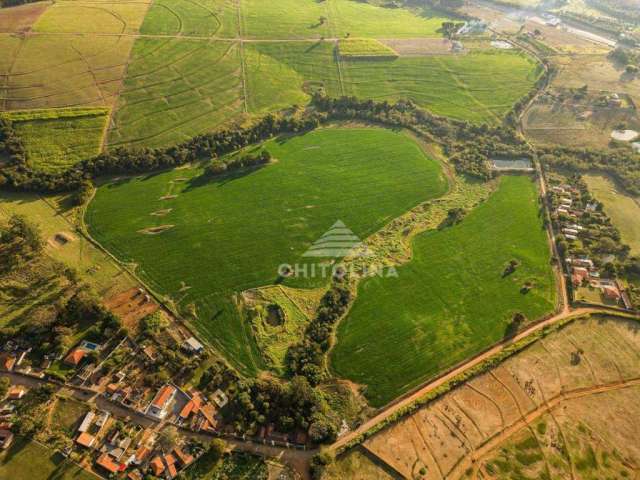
[338, 38, 398, 58]
[244, 41, 342, 113]
[140, 0, 237, 37]
[331, 175, 556, 406]
[3, 34, 133, 110]
[33, 0, 150, 34]
[86, 127, 447, 374]
[0, 190, 136, 297]
[108, 38, 243, 148]
[0, 437, 96, 480]
[240, 0, 330, 39]
[327, 0, 449, 39]
[2, 107, 108, 173]
[342, 50, 541, 124]
[584, 175, 640, 255]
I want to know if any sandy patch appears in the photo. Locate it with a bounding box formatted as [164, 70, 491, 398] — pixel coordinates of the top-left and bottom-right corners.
[159, 195, 178, 200]
[138, 225, 175, 235]
[47, 231, 76, 248]
[150, 208, 173, 217]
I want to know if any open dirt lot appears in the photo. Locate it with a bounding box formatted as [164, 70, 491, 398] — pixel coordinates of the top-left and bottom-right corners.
[324, 315, 640, 480]
[103, 287, 158, 330]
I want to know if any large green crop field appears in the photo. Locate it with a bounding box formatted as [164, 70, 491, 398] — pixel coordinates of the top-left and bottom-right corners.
[108, 38, 243, 148]
[342, 51, 541, 124]
[86, 127, 447, 373]
[331, 175, 556, 406]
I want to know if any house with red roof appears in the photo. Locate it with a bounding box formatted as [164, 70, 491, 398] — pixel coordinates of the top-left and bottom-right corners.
[64, 349, 85, 367]
[146, 385, 176, 419]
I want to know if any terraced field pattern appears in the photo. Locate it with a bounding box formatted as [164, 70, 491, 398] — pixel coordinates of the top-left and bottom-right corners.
[324, 315, 640, 480]
[86, 127, 448, 373]
[0, 0, 541, 156]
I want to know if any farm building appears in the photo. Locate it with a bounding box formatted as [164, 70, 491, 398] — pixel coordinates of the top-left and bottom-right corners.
[602, 285, 621, 301]
[572, 267, 590, 286]
[96, 453, 120, 475]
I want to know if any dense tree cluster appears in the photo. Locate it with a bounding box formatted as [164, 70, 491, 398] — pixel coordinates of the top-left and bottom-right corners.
[0, 214, 43, 273]
[0, 113, 320, 193]
[286, 285, 351, 385]
[205, 150, 272, 177]
[197, 360, 338, 443]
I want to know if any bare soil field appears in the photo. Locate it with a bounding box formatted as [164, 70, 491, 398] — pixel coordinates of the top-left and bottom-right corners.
[381, 38, 455, 56]
[0, 1, 51, 32]
[324, 315, 640, 480]
[103, 287, 159, 330]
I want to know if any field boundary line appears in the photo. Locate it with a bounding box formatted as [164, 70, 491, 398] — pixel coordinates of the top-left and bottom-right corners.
[2, 34, 27, 111]
[238, 40, 249, 113]
[448, 376, 640, 479]
[103, 0, 155, 150]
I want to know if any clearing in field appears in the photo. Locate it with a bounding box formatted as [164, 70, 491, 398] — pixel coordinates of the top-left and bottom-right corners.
[584, 175, 640, 255]
[341, 50, 541, 124]
[244, 41, 342, 114]
[325, 315, 640, 480]
[108, 38, 243, 148]
[0, 1, 51, 33]
[2, 107, 108, 173]
[32, 0, 151, 34]
[337, 38, 398, 59]
[86, 127, 448, 374]
[2, 33, 133, 111]
[239, 0, 330, 39]
[0, 436, 95, 480]
[140, 0, 237, 37]
[331, 175, 556, 407]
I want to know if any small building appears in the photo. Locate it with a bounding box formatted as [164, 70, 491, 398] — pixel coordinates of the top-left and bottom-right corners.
[572, 267, 589, 286]
[565, 234, 578, 241]
[0, 354, 16, 372]
[165, 454, 178, 479]
[64, 349, 85, 367]
[128, 470, 143, 480]
[0, 430, 13, 449]
[150, 456, 165, 477]
[76, 432, 96, 448]
[146, 385, 176, 420]
[182, 337, 204, 354]
[78, 411, 95, 433]
[96, 453, 120, 475]
[563, 228, 579, 236]
[178, 392, 202, 422]
[95, 410, 110, 429]
[7, 386, 25, 400]
[602, 286, 621, 301]
[571, 258, 594, 269]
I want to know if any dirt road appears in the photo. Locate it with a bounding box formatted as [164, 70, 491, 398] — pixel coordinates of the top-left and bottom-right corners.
[330, 306, 622, 453]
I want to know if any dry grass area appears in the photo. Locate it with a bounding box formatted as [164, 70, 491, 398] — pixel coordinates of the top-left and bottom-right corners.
[460, 4, 522, 34]
[0, 1, 51, 32]
[523, 22, 610, 54]
[552, 55, 640, 103]
[325, 315, 640, 480]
